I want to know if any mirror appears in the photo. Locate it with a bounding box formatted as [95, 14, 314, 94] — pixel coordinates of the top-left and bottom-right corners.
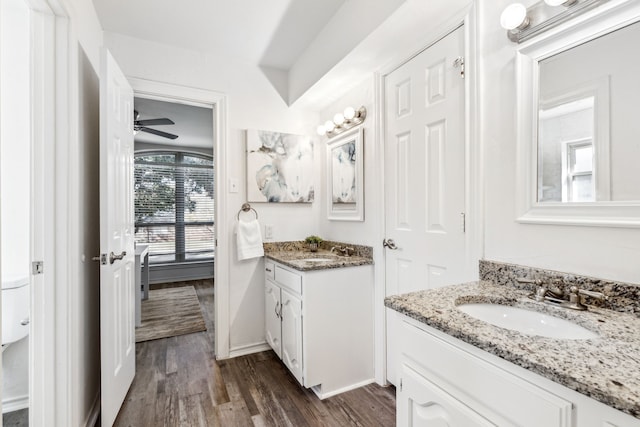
[516, 2, 640, 227]
[326, 127, 364, 221]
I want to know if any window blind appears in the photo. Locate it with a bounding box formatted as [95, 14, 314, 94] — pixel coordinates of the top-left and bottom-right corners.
[134, 152, 214, 263]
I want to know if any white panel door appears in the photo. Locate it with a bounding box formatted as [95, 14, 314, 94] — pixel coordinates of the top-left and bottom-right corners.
[384, 26, 468, 297]
[99, 48, 135, 427]
[398, 364, 495, 427]
[265, 280, 282, 358]
[281, 288, 303, 385]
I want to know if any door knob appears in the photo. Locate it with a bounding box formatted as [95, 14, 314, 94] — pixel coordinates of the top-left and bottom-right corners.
[109, 251, 127, 264]
[383, 238, 399, 250]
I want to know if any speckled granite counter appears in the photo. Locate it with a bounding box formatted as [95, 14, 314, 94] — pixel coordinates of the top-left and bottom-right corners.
[385, 280, 640, 419]
[264, 241, 373, 272]
[265, 249, 373, 271]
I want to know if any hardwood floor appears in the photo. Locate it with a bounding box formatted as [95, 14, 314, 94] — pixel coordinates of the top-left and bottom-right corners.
[113, 279, 396, 427]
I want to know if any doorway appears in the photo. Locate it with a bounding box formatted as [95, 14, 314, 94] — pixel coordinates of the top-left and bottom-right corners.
[126, 78, 230, 361]
[132, 96, 215, 345]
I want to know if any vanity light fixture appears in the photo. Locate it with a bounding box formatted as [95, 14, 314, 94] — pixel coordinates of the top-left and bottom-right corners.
[317, 106, 367, 138]
[501, 0, 608, 43]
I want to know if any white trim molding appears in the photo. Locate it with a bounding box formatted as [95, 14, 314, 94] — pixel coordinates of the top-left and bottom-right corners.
[23, 1, 71, 425]
[127, 78, 231, 359]
[516, 0, 640, 228]
[228, 342, 271, 359]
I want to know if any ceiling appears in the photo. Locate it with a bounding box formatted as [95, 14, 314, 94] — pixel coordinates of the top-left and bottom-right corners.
[92, 0, 345, 71]
[134, 97, 213, 149]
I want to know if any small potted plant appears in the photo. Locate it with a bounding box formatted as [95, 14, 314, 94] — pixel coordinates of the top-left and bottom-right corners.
[304, 235, 323, 252]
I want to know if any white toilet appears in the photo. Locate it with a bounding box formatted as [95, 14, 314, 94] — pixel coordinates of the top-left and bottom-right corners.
[1, 276, 30, 347]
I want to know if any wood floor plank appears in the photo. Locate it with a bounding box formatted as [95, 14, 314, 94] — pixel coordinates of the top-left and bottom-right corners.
[113, 279, 396, 427]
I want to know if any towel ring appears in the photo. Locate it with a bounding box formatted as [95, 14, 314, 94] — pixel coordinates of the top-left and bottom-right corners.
[237, 203, 258, 220]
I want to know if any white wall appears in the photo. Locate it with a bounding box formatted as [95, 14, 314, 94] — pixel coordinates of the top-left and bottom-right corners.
[1, 0, 32, 412]
[478, 0, 640, 284]
[318, 79, 379, 250]
[104, 32, 322, 352]
[1, 0, 31, 282]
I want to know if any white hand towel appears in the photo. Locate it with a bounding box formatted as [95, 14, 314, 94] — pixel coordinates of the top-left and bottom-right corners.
[236, 219, 265, 261]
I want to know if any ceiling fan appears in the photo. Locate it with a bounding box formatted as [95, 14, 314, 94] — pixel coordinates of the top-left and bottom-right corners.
[134, 110, 178, 140]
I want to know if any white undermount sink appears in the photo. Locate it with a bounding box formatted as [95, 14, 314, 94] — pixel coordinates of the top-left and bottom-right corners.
[457, 303, 599, 340]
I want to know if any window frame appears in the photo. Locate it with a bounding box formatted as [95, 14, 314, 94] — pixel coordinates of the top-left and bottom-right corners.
[134, 150, 215, 264]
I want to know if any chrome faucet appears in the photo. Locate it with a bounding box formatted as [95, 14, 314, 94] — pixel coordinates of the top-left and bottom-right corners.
[339, 247, 354, 257]
[330, 246, 354, 257]
[517, 277, 607, 311]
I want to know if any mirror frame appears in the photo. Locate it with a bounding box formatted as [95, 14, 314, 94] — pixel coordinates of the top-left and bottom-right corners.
[516, 0, 640, 228]
[326, 126, 364, 221]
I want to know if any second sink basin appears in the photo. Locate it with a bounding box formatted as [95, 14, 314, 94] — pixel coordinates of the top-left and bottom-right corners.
[457, 303, 598, 340]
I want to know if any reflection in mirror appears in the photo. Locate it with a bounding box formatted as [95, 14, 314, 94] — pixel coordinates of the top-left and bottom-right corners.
[327, 127, 364, 221]
[331, 141, 356, 206]
[537, 20, 640, 203]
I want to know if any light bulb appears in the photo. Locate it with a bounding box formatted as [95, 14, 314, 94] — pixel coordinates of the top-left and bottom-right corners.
[500, 3, 529, 31]
[343, 107, 356, 120]
[333, 113, 345, 126]
[316, 125, 326, 136]
[324, 120, 335, 133]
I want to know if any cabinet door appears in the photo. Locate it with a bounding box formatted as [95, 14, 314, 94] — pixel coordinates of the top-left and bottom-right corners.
[281, 288, 303, 385]
[398, 364, 496, 427]
[264, 280, 282, 358]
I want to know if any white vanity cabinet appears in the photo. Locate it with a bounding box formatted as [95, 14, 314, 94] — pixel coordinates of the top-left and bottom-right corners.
[393, 313, 640, 427]
[264, 259, 374, 399]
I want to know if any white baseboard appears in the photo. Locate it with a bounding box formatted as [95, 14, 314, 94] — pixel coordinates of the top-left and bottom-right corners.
[311, 378, 376, 400]
[83, 392, 101, 427]
[2, 393, 28, 414]
[227, 342, 271, 359]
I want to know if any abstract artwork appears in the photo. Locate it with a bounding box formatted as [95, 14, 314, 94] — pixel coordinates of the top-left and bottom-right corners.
[326, 127, 364, 221]
[246, 130, 314, 203]
[331, 141, 356, 204]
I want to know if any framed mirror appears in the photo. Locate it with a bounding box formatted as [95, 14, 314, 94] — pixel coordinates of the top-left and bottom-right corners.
[516, 0, 640, 227]
[326, 127, 364, 221]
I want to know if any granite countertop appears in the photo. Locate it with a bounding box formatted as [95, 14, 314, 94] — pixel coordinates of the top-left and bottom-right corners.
[385, 280, 640, 419]
[265, 249, 373, 272]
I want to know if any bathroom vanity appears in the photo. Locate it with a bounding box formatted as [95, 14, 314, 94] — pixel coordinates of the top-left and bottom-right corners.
[264, 242, 374, 399]
[385, 261, 640, 427]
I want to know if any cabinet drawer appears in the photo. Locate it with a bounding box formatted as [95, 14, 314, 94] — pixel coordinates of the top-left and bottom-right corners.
[275, 265, 302, 294]
[265, 261, 275, 281]
[399, 318, 573, 427]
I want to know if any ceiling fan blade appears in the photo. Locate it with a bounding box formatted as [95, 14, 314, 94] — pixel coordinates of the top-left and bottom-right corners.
[135, 118, 175, 126]
[139, 127, 179, 140]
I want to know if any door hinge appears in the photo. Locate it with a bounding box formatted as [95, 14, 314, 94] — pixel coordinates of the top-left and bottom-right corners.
[453, 56, 465, 78]
[399, 378, 403, 391]
[32, 261, 44, 275]
[461, 212, 466, 233]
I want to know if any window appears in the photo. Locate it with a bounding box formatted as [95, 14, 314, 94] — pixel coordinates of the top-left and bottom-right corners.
[134, 152, 214, 263]
[562, 140, 594, 202]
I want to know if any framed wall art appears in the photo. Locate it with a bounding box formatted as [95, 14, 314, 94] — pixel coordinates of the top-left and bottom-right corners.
[246, 129, 314, 203]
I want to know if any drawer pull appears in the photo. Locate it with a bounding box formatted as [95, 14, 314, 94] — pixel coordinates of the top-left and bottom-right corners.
[266, 268, 272, 272]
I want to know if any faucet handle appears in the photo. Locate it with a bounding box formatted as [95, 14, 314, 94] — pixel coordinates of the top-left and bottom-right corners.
[516, 277, 543, 286]
[571, 286, 608, 301]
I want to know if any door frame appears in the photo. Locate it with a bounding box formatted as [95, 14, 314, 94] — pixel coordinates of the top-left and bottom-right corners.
[127, 78, 230, 359]
[15, 0, 71, 425]
[372, 4, 483, 385]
